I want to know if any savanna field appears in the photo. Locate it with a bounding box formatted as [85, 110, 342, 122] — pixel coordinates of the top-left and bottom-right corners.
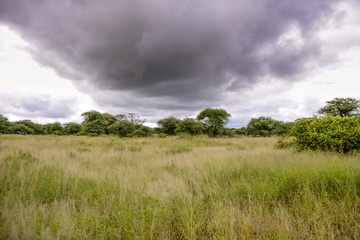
[1, 135, 360, 239]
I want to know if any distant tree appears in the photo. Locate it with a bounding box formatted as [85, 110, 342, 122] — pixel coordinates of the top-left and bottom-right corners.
[102, 113, 118, 126]
[318, 97, 360, 117]
[0, 114, 10, 134]
[175, 118, 205, 135]
[157, 117, 181, 135]
[81, 110, 108, 135]
[247, 117, 281, 137]
[107, 120, 135, 137]
[197, 108, 231, 136]
[273, 122, 294, 136]
[131, 126, 154, 137]
[64, 122, 82, 135]
[234, 127, 248, 136]
[9, 123, 35, 135]
[16, 120, 46, 135]
[51, 122, 63, 133]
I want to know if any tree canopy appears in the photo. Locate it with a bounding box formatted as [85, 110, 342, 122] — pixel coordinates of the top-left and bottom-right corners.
[318, 97, 360, 117]
[197, 108, 231, 136]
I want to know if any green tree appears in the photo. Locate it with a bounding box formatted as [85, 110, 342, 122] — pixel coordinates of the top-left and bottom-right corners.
[197, 108, 231, 136]
[0, 114, 10, 134]
[16, 120, 46, 135]
[64, 122, 82, 135]
[9, 123, 35, 135]
[107, 120, 135, 137]
[247, 117, 281, 137]
[81, 110, 108, 135]
[131, 126, 154, 137]
[234, 127, 248, 136]
[318, 97, 360, 117]
[273, 122, 294, 136]
[157, 117, 181, 135]
[175, 118, 205, 135]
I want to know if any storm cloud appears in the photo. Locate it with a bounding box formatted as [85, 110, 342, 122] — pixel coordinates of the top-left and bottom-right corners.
[0, 0, 352, 118]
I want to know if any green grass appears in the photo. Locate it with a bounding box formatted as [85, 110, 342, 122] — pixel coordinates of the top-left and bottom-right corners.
[0, 135, 360, 239]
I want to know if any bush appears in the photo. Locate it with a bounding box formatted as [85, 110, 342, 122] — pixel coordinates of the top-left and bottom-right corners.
[131, 126, 154, 137]
[52, 130, 63, 136]
[175, 118, 204, 135]
[76, 131, 87, 136]
[157, 133, 167, 138]
[107, 120, 135, 137]
[291, 116, 360, 153]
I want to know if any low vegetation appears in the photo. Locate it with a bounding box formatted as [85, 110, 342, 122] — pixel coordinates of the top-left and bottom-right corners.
[1, 135, 360, 239]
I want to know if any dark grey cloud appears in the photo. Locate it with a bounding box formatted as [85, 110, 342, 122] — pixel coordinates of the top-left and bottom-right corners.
[0, 0, 349, 113]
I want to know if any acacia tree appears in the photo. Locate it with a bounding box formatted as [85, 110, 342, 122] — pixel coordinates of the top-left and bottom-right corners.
[197, 108, 231, 136]
[318, 98, 360, 117]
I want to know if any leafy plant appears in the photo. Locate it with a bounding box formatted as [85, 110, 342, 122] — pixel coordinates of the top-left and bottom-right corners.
[291, 116, 360, 153]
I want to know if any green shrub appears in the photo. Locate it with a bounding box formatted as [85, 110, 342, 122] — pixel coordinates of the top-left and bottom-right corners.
[291, 116, 360, 153]
[52, 130, 63, 136]
[157, 133, 167, 138]
[131, 126, 154, 137]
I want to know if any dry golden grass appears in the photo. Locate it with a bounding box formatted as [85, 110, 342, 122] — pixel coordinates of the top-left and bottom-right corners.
[1, 134, 360, 239]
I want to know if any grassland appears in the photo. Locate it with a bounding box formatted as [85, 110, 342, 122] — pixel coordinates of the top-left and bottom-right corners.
[1, 135, 360, 239]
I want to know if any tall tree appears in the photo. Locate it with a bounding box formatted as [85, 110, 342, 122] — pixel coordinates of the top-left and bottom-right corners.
[197, 108, 231, 136]
[318, 98, 360, 117]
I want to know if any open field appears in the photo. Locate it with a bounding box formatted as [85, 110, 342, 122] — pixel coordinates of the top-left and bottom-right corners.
[1, 135, 360, 239]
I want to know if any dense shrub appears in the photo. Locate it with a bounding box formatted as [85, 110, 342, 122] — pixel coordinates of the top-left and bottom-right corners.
[175, 118, 204, 135]
[107, 120, 135, 137]
[131, 126, 154, 137]
[291, 116, 360, 153]
[9, 123, 35, 135]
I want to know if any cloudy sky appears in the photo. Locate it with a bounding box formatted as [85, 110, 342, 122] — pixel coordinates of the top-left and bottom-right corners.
[1, 0, 360, 127]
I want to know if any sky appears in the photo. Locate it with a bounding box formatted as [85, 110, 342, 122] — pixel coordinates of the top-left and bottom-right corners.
[0, 0, 360, 128]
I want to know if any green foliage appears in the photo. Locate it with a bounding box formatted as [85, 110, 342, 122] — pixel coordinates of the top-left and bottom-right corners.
[52, 130, 63, 136]
[234, 127, 248, 136]
[291, 116, 360, 153]
[220, 128, 236, 137]
[50, 122, 63, 133]
[157, 133, 167, 138]
[65, 122, 82, 135]
[76, 131, 87, 136]
[9, 123, 35, 135]
[81, 110, 108, 135]
[107, 120, 135, 137]
[318, 97, 360, 117]
[273, 122, 294, 136]
[16, 120, 46, 135]
[131, 126, 154, 137]
[197, 108, 231, 136]
[247, 117, 281, 137]
[175, 118, 205, 135]
[157, 117, 181, 135]
[0, 114, 10, 134]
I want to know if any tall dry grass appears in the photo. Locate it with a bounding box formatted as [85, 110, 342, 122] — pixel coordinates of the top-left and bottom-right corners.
[0, 135, 360, 239]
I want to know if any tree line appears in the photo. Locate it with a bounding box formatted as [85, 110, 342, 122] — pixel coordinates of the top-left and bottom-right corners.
[1, 97, 359, 139]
